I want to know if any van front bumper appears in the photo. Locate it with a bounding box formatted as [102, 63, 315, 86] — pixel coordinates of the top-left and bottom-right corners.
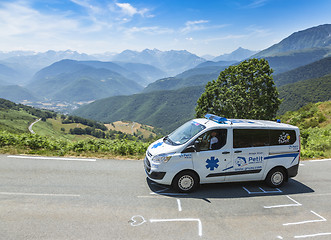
[144, 156, 166, 180]
[146, 171, 166, 180]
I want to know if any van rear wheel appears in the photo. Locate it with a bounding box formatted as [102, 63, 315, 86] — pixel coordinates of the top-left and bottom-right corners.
[172, 171, 199, 193]
[265, 168, 286, 188]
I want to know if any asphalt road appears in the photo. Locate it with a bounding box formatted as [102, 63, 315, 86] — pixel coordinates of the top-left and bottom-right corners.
[0, 154, 330, 240]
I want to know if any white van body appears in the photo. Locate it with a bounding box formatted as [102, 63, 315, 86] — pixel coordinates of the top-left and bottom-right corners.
[144, 114, 300, 192]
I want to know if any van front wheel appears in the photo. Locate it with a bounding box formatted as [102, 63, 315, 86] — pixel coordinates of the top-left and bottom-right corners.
[265, 168, 286, 188]
[172, 171, 199, 193]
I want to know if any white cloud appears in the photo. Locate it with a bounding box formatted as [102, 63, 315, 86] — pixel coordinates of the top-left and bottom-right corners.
[180, 20, 228, 34]
[246, 0, 269, 8]
[115, 2, 148, 16]
[181, 20, 209, 33]
[125, 26, 173, 36]
[70, 0, 102, 14]
[246, 25, 272, 37]
[0, 1, 79, 37]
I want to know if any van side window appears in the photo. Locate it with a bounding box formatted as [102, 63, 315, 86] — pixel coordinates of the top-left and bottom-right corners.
[270, 130, 296, 145]
[233, 129, 269, 148]
[196, 129, 227, 151]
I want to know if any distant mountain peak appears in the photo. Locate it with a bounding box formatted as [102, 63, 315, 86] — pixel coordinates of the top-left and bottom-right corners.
[255, 24, 331, 57]
[213, 47, 258, 62]
[113, 48, 205, 76]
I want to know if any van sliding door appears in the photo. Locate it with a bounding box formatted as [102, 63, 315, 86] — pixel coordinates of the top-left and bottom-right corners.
[225, 129, 269, 182]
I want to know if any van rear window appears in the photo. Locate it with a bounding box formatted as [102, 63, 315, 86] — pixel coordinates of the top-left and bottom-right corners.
[270, 130, 296, 145]
[233, 129, 297, 148]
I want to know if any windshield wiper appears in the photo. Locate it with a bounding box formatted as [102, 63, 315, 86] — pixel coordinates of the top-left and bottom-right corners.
[164, 135, 175, 145]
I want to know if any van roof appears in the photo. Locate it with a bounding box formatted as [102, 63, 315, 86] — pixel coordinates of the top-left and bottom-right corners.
[195, 115, 297, 130]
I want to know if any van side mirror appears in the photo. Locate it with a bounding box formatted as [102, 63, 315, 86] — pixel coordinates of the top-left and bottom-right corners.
[182, 145, 196, 153]
[194, 140, 201, 152]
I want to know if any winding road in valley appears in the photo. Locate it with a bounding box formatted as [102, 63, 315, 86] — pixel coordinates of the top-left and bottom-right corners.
[28, 118, 41, 134]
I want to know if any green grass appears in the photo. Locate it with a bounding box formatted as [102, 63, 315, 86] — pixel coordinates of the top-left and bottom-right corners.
[280, 101, 331, 159]
[33, 117, 92, 141]
[0, 109, 36, 133]
[0, 131, 150, 159]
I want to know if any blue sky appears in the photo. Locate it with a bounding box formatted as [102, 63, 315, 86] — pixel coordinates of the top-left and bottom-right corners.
[0, 0, 330, 56]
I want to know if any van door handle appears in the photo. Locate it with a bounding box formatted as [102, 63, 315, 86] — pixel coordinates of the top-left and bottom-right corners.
[222, 151, 230, 154]
[234, 150, 242, 153]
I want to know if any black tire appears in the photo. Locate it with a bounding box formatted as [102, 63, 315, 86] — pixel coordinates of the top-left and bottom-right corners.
[172, 171, 199, 193]
[265, 167, 286, 188]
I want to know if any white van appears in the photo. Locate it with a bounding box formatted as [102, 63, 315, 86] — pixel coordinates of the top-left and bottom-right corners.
[144, 114, 300, 192]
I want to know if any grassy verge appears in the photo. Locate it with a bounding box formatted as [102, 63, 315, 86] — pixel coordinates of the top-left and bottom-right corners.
[0, 131, 150, 160]
[280, 101, 331, 159]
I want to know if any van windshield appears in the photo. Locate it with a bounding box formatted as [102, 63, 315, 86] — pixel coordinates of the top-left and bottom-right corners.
[165, 120, 206, 145]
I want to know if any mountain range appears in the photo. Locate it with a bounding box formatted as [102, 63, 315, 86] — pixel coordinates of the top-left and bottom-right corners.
[73, 58, 331, 132]
[111, 49, 205, 76]
[1, 24, 331, 132]
[0, 47, 256, 103]
[73, 24, 331, 132]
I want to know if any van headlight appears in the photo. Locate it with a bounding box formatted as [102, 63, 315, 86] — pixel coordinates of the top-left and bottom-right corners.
[152, 153, 174, 163]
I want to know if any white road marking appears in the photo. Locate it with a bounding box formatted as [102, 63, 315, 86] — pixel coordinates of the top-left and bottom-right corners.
[0, 192, 80, 197]
[308, 159, 331, 162]
[177, 199, 182, 212]
[129, 215, 146, 227]
[296, 193, 331, 197]
[7, 155, 96, 162]
[283, 210, 326, 226]
[294, 232, 331, 238]
[243, 186, 282, 194]
[149, 218, 202, 237]
[264, 195, 302, 208]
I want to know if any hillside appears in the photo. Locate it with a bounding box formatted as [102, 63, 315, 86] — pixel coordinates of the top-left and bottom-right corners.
[280, 101, 331, 158]
[0, 98, 55, 133]
[265, 47, 331, 74]
[75, 56, 331, 132]
[255, 24, 331, 57]
[278, 74, 331, 114]
[27, 60, 143, 102]
[143, 65, 227, 92]
[0, 98, 157, 142]
[114, 62, 167, 86]
[213, 47, 258, 61]
[73, 86, 205, 132]
[0, 63, 22, 85]
[0, 50, 97, 85]
[143, 48, 331, 93]
[273, 56, 331, 86]
[0, 85, 39, 102]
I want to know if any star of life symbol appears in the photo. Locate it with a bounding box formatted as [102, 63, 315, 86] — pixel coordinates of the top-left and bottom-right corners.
[152, 142, 163, 149]
[206, 156, 219, 171]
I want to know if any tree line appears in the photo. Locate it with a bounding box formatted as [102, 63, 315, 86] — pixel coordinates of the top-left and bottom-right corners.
[61, 115, 107, 131]
[0, 98, 56, 121]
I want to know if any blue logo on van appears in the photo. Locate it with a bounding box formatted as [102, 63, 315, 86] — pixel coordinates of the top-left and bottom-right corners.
[235, 157, 247, 167]
[152, 142, 163, 149]
[206, 156, 219, 171]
